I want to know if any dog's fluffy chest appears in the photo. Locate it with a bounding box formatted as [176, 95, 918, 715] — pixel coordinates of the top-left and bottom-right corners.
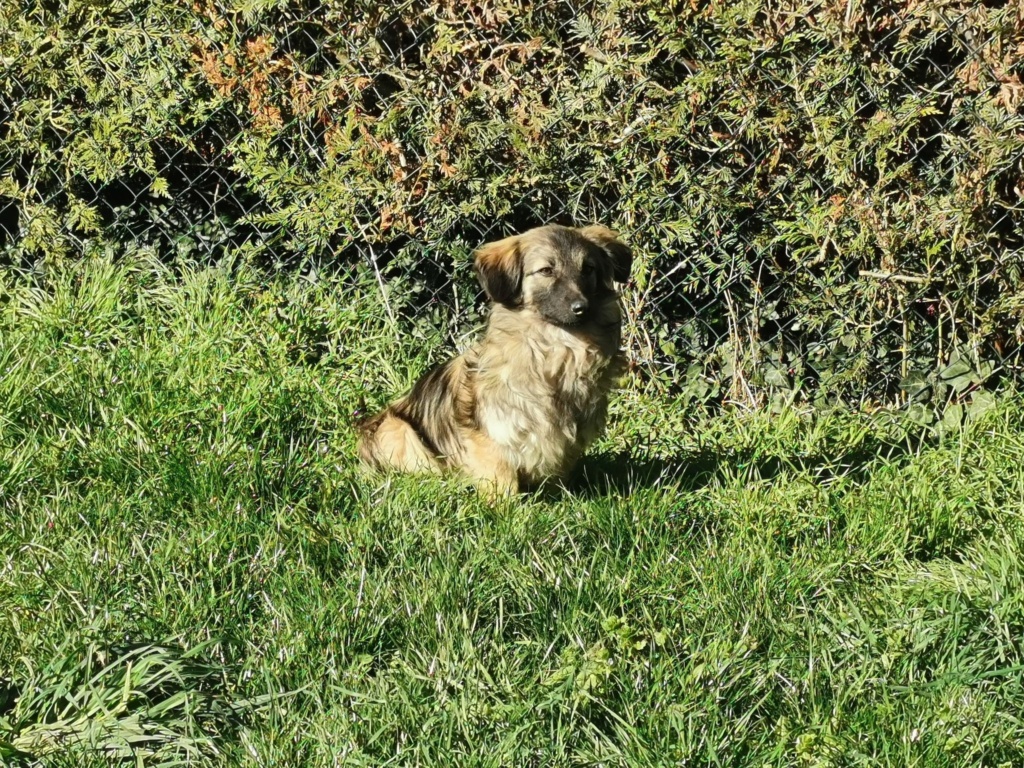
[472, 321, 620, 479]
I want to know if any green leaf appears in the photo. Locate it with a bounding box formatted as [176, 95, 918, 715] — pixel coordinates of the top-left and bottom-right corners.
[764, 366, 790, 388]
[939, 359, 972, 381]
[947, 374, 975, 394]
[941, 402, 963, 429]
[899, 372, 930, 400]
[906, 402, 934, 425]
[968, 391, 997, 420]
[151, 176, 171, 198]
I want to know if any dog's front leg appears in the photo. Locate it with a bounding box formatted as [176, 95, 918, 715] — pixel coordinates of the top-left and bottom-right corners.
[461, 432, 519, 499]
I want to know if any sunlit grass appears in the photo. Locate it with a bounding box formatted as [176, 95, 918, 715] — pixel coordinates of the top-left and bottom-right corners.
[2, 256, 1023, 766]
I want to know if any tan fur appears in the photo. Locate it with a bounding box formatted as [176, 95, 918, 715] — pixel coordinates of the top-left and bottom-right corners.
[356, 224, 632, 495]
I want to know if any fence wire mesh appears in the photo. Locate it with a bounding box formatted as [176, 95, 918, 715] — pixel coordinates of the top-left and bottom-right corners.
[2, 0, 1023, 414]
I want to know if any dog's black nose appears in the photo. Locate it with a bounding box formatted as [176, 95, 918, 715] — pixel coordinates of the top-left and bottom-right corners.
[571, 300, 589, 316]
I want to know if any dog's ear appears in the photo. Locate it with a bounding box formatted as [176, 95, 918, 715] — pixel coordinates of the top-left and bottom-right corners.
[474, 235, 523, 307]
[580, 225, 632, 285]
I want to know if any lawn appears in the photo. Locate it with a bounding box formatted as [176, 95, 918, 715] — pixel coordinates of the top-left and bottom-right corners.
[2, 255, 1023, 766]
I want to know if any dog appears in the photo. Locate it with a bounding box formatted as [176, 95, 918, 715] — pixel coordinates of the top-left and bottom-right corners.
[356, 224, 632, 495]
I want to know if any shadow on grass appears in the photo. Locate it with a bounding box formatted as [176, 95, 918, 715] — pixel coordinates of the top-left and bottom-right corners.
[567, 450, 722, 499]
[568, 434, 916, 500]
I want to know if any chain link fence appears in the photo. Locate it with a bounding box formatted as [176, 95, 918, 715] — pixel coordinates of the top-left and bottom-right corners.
[2, 0, 1023, 413]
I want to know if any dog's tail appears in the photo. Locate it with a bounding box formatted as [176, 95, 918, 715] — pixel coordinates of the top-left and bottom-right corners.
[352, 395, 381, 468]
[354, 407, 382, 467]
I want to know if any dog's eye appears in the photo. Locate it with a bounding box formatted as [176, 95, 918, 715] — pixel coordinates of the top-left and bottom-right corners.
[581, 263, 594, 276]
[536, 267, 554, 277]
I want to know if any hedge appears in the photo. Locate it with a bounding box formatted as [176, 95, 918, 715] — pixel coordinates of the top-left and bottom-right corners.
[2, 0, 1023, 406]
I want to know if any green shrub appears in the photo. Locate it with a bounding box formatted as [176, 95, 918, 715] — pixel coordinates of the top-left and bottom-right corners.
[2, 0, 1022, 403]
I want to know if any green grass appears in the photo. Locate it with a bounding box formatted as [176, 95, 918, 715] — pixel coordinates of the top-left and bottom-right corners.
[2, 254, 1024, 766]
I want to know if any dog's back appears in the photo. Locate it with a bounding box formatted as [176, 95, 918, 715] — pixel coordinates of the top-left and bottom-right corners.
[356, 357, 471, 473]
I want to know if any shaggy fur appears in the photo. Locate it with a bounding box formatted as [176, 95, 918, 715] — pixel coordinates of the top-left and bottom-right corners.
[357, 224, 632, 495]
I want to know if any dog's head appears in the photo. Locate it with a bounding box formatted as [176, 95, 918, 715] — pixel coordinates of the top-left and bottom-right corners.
[473, 224, 632, 326]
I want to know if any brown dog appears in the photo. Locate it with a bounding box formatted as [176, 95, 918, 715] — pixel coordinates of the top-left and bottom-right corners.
[357, 224, 632, 495]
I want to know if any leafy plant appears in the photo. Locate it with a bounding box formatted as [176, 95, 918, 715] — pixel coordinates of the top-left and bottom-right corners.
[2, 0, 1023, 405]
